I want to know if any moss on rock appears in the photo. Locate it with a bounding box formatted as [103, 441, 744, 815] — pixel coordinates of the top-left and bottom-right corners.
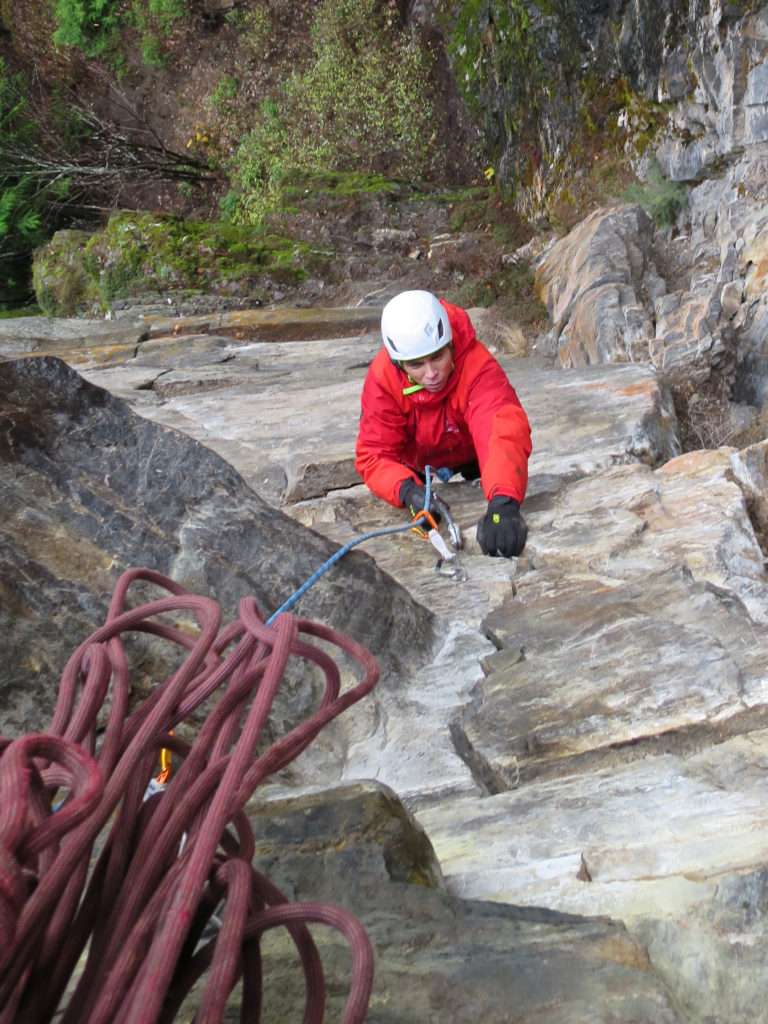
[32, 212, 334, 315]
[32, 230, 97, 316]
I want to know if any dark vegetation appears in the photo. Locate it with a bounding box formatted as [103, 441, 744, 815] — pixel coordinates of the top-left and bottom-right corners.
[0, 0, 479, 310]
[0, 0, 677, 314]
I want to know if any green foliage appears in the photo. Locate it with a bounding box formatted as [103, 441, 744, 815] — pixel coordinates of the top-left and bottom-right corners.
[227, 5, 272, 58]
[0, 51, 207, 308]
[448, 258, 546, 331]
[227, 100, 291, 227]
[0, 59, 67, 306]
[139, 34, 163, 66]
[52, 0, 120, 57]
[208, 75, 239, 112]
[444, 0, 545, 143]
[448, 0, 533, 100]
[226, 0, 439, 227]
[130, 0, 188, 67]
[622, 159, 688, 227]
[53, 0, 187, 64]
[32, 212, 331, 314]
[146, 0, 186, 32]
[0, 64, 32, 148]
[0, 185, 42, 240]
[295, 0, 435, 174]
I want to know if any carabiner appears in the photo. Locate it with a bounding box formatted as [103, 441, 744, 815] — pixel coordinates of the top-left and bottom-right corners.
[410, 507, 440, 540]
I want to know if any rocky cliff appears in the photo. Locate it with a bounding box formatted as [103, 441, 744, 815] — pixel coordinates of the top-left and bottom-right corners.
[4, 1, 768, 1021]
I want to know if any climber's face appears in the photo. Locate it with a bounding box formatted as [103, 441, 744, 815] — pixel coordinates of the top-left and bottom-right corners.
[401, 344, 454, 393]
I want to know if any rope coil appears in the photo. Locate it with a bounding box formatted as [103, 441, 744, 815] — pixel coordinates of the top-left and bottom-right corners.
[0, 567, 379, 1023]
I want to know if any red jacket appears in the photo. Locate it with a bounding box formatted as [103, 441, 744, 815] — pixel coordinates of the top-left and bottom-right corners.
[355, 300, 531, 507]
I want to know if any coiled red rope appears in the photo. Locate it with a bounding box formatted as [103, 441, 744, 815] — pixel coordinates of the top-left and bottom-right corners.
[0, 568, 379, 1022]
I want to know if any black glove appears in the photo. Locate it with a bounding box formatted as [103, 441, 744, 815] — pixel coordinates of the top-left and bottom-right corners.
[477, 496, 527, 557]
[399, 478, 442, 523]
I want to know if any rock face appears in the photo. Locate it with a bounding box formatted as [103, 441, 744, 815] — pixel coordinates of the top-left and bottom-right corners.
[5, 298, 768, 1019]
[535, 205, 659, 368]
[6, 5, 768, 1020]
[442, 3, 768, 417]
[534, 198, 740, 388]
[0, 355, 433, 736]
[637, 5, 768, 404]
[232, 781, 685, 1024]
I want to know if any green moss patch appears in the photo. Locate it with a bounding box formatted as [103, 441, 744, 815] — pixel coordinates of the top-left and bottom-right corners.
[0, 304, 41, 318]
[32, 212, 334, 315]
[33, 229, 97, 317]
[280, 170, 407, 201]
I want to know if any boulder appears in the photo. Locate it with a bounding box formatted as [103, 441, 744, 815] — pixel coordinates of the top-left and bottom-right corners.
[213, 781, 686, 1024]
[534, 205, 658, 368]
[0, 356, 434, 736]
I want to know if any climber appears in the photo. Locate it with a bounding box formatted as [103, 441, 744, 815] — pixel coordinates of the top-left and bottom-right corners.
[355, 289, 532, 558]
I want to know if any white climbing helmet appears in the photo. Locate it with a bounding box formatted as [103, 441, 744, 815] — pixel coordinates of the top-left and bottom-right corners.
[381, 290, 452, 362]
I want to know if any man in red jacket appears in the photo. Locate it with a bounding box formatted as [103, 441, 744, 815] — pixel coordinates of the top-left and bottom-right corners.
[355, 290, 532, 557]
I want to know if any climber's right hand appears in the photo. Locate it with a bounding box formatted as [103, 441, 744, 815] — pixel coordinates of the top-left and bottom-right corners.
[399, 478, 441, 523]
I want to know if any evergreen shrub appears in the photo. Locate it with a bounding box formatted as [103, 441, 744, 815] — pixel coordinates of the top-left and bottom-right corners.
[227, 0, 439, 227]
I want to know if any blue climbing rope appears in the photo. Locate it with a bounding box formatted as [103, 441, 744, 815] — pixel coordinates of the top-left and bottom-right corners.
[267, 467, 437, 624]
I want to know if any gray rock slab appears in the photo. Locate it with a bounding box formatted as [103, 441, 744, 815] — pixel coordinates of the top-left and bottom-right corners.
[651, 289, 729, 384]
[193, 781, 685, 1024]
[280, 357, 680, 803]
[417, 729, 768, 927]
[8, 305, 767, 1018]
[523, 450, 768, 624]
[0, 356, 433, 736]
[0, 315, 147, 356]
[76, 332, 681, 805]
[144, 305, 380, 342]
[635, 867, 768, 1024]
[81, 332, 380, 504]
[285, 483, 517, 803]
[513, 360, 680, 484]
[130, 332, 245, 368]
[459, 566, 761, 785]
[82, 332, 679, 508]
